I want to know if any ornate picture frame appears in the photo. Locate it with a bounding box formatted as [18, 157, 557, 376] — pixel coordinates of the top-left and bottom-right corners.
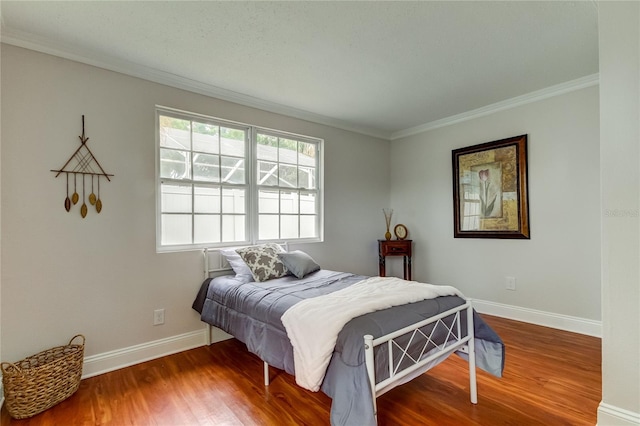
[452, 134, 530, 239]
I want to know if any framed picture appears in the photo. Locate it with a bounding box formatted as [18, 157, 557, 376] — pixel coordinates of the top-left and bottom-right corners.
[452, 134, 530, 239]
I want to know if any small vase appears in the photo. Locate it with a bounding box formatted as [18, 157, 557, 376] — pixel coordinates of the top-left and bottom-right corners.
[382, 208, 394, 241]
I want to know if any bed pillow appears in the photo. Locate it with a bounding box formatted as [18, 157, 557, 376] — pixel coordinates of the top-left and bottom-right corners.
[235, 243, 288, 282]
[220, 248, 254, 279]
[277, 250, 320, 279]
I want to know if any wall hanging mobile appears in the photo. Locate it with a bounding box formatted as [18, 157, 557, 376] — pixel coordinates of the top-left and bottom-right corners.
[51, 116, 114, 218]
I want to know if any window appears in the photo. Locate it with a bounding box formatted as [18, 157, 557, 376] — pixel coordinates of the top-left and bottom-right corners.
[256, 131, 320, 241]
[156, 107, 322, 251]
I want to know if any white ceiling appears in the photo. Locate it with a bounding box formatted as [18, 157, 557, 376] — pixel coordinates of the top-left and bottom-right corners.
[0, 1, 599, 139]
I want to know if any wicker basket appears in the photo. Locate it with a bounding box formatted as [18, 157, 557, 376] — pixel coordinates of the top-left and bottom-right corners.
[1, 334, 85, 419]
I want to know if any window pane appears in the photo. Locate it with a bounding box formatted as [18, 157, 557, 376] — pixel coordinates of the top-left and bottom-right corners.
[300, 215, 317, 238]
[298, 141, 316, 165]
[280, 191, 298, 214]
[259, 215, 279, 240]
[193, 153, 220, 182]
[258, 161, 278, 186]
[160, 149, 190, 180]
[194, 186, 220, 214]
[222, 188, 246, 214]
[221, 127, 246, 157]
[194, 214, 220, 244]
[257, 134, 278, 161]
[192, 122, 219, 154]
[221, 156, 245, 184]
[300, 192, 316, 214]
[162, 214, 192, 245]
[281, 215, 299, 239]
[279, 164, 297, 188]
[279, 138, 298, 165]
[159, 116, 190, 149]
[161, 183, 192, 213]
[259, 190, 279, 213]
[222, 215, 245, 242]
[298, 166, 316, 189]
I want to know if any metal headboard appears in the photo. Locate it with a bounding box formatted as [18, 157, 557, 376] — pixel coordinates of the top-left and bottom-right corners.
[201, 243, 288, 346]
[203, 242, 290, 279]
[203, 248, 233, 279]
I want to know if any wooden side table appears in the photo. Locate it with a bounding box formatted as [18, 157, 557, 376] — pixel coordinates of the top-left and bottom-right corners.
[378, 239, 412, 280]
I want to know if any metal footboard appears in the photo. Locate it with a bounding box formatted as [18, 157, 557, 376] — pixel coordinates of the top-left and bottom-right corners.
[364, 300, 477, 421]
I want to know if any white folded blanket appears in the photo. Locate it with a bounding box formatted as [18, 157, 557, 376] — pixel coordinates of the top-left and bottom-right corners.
[281, 276, 463, 391]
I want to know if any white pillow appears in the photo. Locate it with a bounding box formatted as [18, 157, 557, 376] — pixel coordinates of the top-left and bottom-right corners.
[220, 248, 253, 278]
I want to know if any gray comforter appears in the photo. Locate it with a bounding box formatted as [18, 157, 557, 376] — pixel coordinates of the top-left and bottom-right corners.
[192, 270, 504, 426]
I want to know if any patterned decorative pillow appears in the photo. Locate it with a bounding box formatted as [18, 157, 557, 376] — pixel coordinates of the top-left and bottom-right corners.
[235, 244, 288, 282]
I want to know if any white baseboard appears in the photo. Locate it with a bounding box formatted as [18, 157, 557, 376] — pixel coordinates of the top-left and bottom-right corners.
[78, 302, 601, 382]
[472, 299, 602, 337]
[82, 328, 208, 379]
[598, 402, 640, 425]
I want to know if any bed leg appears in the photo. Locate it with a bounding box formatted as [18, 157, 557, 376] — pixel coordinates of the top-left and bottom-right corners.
[206, 324, 212, 346]
[467, 302, 478, 404]
[264, 361, 270, 386]
[364, 334, 377, 421]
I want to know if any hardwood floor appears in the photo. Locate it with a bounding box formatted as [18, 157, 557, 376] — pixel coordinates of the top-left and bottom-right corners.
[1, 315, 601, 425]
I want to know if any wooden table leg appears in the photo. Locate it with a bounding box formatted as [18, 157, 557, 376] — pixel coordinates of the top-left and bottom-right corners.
[404, 256, 412, 281]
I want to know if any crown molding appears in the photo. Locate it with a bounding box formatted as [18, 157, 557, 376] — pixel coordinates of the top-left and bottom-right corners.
[0, 26, 392, 141]
[390, 73, 600, 140]
[1, 26, 597, 142]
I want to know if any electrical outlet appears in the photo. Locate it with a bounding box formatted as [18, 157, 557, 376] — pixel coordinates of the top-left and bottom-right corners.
[153, 308, 165, 325]
[505, 276, 516, 291]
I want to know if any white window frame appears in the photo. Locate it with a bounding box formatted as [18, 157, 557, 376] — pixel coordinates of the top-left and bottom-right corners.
[156, 106, 323, 252]
[253, 127, 323, 244]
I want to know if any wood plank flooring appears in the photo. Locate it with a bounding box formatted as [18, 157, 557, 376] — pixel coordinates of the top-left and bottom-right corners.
[1, 315, 601, 425]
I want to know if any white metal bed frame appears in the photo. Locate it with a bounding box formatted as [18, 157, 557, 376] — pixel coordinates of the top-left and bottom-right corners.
[202, 248, 233, 346]
[202, 247, 478, 421]
[203, 246, 285, 385]
[364, 301, 477, 421]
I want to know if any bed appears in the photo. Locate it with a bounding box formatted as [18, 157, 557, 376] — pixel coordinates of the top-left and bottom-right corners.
[192, 245, 504, 425]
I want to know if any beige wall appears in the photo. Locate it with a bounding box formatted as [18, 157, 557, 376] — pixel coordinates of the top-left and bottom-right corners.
[598, 2, 640, 424]
[4, 9, 639, 421]
[0, 45, 390, 363]
[389, 86, 601, 322]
